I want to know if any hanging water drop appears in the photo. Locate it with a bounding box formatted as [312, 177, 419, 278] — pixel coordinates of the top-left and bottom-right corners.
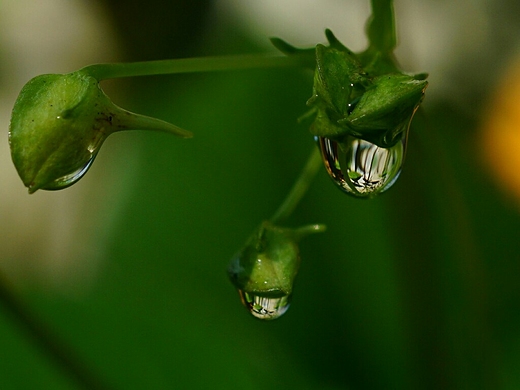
[236, 290, 291, 320]
[34, 154, 97, 193]
[317, 134, 406, 198]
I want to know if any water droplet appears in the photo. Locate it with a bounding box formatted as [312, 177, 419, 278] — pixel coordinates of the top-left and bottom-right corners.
[31, 154, 96, 193]
[317, 135, 405, 197]
[237, 289, 291, 320]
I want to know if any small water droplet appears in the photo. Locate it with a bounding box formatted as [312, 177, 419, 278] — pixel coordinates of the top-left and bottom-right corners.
[317, 135, 405, 197]
[35, 154, 97, 192]
[237, 289, 291, 320]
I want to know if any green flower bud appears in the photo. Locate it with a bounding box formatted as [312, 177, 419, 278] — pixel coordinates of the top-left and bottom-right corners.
[228, 221, 325, 320]
[273, 29, 428, 197]
[307, 43, 427, 148]
[9, 71, 192, 193]
[338, 73, 427, 147]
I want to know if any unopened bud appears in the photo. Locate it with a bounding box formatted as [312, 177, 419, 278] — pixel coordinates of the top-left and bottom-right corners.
[9, 71, 191, 193]
[228, 221, 325, 320]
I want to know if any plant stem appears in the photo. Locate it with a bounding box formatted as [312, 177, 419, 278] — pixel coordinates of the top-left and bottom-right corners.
[270, 146, 323, 224]
[367, 0, 396, 54]
[80, 54, 304, 81]
[0, 273, 112, 389]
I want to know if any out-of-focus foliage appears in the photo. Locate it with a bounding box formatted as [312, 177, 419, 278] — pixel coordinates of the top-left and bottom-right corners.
[1, 1, 520, 389]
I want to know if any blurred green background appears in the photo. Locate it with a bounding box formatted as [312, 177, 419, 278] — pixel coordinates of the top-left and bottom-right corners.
[2, 0, 520, 389]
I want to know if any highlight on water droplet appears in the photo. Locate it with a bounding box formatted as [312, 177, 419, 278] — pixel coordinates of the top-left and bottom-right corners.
[237, 290, 291, 320]
[317, 134, 406, 197]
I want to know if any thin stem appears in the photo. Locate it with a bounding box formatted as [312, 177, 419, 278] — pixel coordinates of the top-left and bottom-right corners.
[270, 146, 323, 224]
[0, 273, 112, 389]
[367, 0, 396, 54]
[80, 54, 304, 81]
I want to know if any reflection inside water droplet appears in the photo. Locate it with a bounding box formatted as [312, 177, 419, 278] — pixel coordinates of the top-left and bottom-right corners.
[317, 135, 405, 198]
[237, 289, 291, 320]
[36, 154, 97, 192]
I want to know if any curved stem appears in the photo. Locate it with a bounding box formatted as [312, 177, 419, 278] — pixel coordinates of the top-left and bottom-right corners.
[80, 54, 304, 81]
[0, 273, 112, 389]
[270, 146, 323, 224]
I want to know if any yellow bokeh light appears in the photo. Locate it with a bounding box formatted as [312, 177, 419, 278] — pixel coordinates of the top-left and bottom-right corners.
[481, 60, 520, 208]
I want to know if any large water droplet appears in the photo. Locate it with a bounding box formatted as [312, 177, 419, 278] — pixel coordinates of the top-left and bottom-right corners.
[237, 289, 291, 320]
[317, 135, 405, 197]
[31, 154, 97, 193]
